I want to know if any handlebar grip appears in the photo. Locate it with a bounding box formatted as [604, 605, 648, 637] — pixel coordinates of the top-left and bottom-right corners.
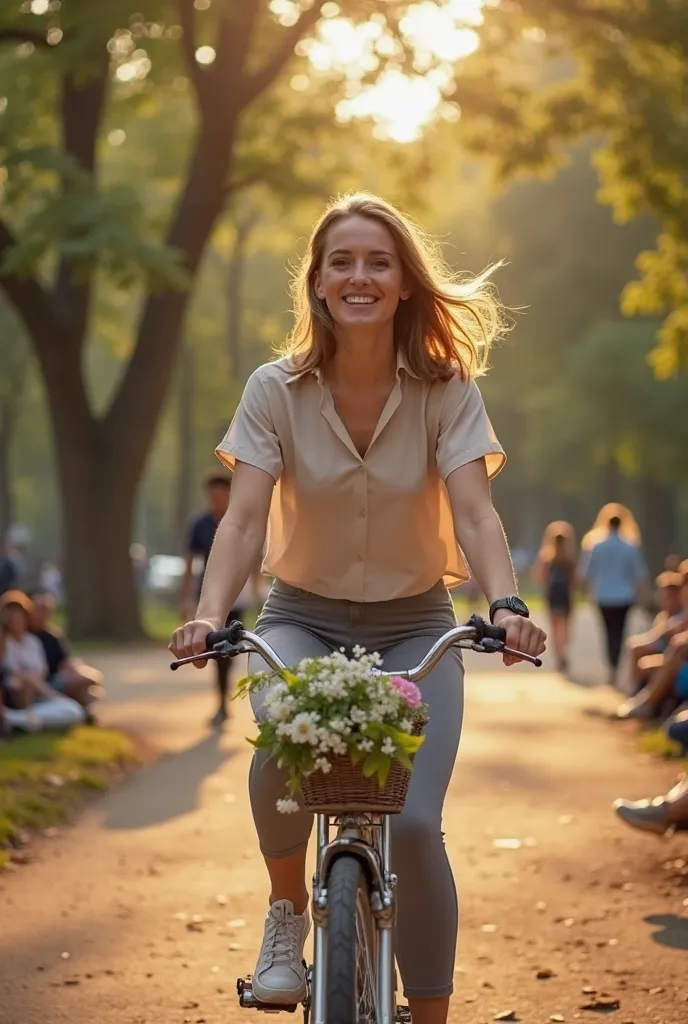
[481, 621, 507, 643]
[205, 619, 244, 650]
[468, 614, 506, 644]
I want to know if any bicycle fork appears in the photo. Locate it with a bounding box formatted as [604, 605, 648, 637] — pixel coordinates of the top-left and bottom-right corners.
[311, 814, 397, 1024]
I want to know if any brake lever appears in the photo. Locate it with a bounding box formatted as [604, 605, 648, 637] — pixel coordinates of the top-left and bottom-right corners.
[468, 638, 542, 668]
[170, 641, 250, 671]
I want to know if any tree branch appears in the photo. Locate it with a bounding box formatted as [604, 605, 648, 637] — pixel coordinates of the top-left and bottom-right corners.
[179, 0, 210, 103]
[55, 54, 109, 344]
[240, 0, 328, 107]
[0, 221, 65, 351]
[0, 28, 50, 48]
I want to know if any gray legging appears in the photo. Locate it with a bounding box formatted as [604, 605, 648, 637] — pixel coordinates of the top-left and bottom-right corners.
[247, 579, 464, 1000]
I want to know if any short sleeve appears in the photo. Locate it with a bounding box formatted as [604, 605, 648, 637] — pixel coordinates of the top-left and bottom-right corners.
[436, 375, 505, 482]
[215, 370, 283, 481]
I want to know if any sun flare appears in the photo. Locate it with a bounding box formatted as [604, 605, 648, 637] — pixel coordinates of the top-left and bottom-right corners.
[280, 1, 484, 142]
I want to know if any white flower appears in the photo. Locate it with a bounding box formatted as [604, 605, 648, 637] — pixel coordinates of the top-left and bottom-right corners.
[381, 737, 396, 756]
[350, 706, 367, 725]
[314, 757, 332, 774]
[352, 644, 366, 657]
[289, 712, 320, 745]
[276, 798, 300, 814]
[357, 738, 374, 753]
[399, 719, 412, 733]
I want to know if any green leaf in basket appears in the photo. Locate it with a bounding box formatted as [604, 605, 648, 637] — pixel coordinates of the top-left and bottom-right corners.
[376, 754, 391, 788]
[279, 668, 300, 688]
[349, 745, 366, 765]
[393, 730, 425, 754]
[362, 750, 384, 779]
[394, 749, 414, 771]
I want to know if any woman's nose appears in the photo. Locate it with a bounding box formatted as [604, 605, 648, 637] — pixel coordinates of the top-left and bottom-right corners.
[349, 261, 370, 283]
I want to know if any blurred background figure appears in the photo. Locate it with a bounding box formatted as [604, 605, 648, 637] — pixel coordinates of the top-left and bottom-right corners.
[532, 521, 577, 674]
[580, 504, 648, 686]
[614, 774, 688, 835]
[38, 559, 64, 603]
[0, 590, 84, 731]
[30, 587, 105, 721]
[180, 469, 262, 728]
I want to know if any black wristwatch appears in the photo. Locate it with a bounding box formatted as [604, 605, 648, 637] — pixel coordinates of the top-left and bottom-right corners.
[489, 596, 530, 624]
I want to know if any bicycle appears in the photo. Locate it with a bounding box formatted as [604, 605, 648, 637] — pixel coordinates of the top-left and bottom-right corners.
[170, 614, 542, 1024]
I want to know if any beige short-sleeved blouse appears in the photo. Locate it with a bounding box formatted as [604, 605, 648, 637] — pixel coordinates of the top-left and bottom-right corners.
[216, 351, 505, 603]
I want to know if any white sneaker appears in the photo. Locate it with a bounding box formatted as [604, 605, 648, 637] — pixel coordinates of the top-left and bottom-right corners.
[252, 899, 310, 1004]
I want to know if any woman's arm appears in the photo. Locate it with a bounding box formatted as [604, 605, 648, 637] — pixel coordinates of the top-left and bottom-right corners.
[445, 458, 546, 663]
[170, 461, 274, 662]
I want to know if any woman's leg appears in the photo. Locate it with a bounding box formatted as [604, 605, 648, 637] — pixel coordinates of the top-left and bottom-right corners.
[247, 623, 332, 1004]
[378, 635, 464, 1023]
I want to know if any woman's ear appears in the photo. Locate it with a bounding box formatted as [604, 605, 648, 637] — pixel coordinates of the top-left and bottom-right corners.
[314, 272, 325, 301]
[400, 279, 412, 301]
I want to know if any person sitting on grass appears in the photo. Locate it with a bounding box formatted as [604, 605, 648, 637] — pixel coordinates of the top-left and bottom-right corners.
[625, 570, 686, 697]
[617, 565, 688, 721]
[0, 591, 84, 730]
[29, 587, 105, 721]
[614, 774, 688, 835]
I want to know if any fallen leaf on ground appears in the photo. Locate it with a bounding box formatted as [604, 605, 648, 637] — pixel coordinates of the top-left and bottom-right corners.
[537, 969, 556, 979]
[493, 838, 522, 850]
[494, 1013, 519, 1022]
[550, 1015, 565, 1022]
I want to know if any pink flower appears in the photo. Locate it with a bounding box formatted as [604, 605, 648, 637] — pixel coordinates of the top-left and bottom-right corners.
[390, 676, 422, 709]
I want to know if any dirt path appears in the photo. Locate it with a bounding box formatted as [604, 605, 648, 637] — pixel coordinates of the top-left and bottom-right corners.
[1, 614, 687, 1024]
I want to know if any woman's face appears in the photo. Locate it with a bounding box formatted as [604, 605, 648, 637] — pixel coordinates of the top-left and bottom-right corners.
[314, 215, 410, 333]
[1, 605, 28, 638]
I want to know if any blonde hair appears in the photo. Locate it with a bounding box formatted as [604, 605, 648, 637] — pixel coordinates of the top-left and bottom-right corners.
[281, 191, 507, 381]
[582, 502, 642, 551]
[538, 521, 577, 565]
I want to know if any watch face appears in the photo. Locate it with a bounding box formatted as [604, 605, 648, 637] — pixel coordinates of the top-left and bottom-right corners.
[508, 597, 530, 617]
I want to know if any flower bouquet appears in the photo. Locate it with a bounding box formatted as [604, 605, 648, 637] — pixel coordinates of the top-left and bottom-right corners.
[236, 646, 428, 814]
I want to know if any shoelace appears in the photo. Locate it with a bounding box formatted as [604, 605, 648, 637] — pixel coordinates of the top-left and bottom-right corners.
[262, 918, 300, 968]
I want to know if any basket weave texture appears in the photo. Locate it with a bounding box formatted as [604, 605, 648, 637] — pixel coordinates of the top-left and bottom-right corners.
[299, 719, 426, 815]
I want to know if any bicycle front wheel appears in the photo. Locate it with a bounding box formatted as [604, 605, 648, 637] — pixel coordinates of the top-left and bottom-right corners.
[326, 855, 378, 1024]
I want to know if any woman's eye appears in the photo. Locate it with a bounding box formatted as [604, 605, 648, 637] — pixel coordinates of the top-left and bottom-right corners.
[372, 260, 390, 269]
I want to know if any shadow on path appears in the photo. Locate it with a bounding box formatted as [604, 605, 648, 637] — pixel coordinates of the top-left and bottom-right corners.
[645, 913, 688, 951]
[103, 729, 235, 831]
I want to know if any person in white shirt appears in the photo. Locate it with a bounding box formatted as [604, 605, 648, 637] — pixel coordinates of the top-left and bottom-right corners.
[0, 591, 84, 730]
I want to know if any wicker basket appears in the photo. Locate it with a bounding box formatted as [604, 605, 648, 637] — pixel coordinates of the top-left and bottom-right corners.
[299, 719, 426, 815]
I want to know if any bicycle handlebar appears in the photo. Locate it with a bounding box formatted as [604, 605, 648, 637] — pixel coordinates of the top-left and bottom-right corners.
[170, 614, 542, 675]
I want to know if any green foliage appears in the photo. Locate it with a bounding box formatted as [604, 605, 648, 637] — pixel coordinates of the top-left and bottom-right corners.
[452, 0, 688, 372]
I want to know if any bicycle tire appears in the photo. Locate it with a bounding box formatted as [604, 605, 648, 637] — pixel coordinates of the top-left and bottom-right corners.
[325, 854, 378, 1024]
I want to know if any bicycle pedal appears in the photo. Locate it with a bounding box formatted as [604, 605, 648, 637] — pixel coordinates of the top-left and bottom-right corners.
[236, 977, 299, 1013]
[396, 1006, 412, 1023]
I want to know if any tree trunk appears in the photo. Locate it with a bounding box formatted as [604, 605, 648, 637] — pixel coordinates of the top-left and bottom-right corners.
[0, 403, 14, 542]
[58, 437, 142, 639]
[175, 342, 196, 548]
[638, 476, 676, 576]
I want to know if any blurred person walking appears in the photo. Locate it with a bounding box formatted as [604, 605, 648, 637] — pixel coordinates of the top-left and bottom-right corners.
[580, 503, 648, 686]
[180, 469, 261, 727]
[532, 522, 576, 673]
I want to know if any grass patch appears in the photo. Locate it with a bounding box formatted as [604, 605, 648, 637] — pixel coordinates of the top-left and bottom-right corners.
[638, 726, 685, 760]
[0, 726, 136, 862]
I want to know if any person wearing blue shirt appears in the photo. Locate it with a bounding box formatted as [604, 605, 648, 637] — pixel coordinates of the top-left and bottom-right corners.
[580, 513, 648, 685]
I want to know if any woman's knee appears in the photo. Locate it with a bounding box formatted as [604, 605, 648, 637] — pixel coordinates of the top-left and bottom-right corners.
[392, 811, 442, 862]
